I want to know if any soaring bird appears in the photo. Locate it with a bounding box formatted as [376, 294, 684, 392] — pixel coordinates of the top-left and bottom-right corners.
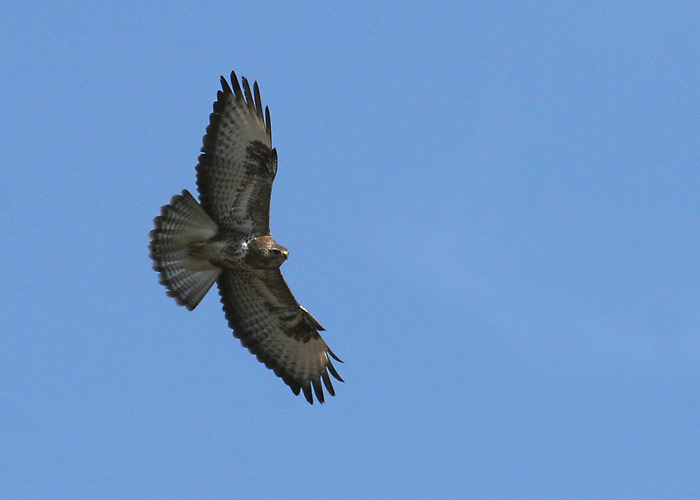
[149, 71, 342, 404]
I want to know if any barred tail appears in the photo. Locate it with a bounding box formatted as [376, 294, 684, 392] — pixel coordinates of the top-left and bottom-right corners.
[149, 189, 221, 310]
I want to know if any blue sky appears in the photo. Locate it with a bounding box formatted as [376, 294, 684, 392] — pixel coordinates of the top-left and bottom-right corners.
[2, 2, 700, 498]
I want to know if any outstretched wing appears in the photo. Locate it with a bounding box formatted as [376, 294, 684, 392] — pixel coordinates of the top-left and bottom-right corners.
[196, 71, 277, 234]
[217, 269, 343, 404]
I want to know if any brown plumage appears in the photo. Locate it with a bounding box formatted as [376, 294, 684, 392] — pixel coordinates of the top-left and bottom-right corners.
[149, 71, 342, 404]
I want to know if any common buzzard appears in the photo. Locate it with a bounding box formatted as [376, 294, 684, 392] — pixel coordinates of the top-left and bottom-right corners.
[149, 71, 342, 404]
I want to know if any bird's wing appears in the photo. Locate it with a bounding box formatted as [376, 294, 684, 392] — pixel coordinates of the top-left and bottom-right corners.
[217, 268, 343, 404]
[196, 71, 277, 234]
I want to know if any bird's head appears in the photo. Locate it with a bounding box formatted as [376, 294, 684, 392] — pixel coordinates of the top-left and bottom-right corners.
[245, 235, 289, 268]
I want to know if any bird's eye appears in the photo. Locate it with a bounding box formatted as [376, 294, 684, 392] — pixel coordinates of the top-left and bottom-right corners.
[269, 248, 281, 255]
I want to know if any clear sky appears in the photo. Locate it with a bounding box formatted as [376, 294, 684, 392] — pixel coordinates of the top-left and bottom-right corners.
[2, 2, 699, 499]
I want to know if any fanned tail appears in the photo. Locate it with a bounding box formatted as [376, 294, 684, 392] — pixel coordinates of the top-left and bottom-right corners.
[149, 190, 221, 310]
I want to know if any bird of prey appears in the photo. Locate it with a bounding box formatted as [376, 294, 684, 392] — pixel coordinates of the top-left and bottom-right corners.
[149, 71, 342, 404]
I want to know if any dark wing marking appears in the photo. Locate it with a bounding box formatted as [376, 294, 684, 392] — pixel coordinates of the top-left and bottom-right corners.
[196, 71, 277, 234]
[217, 268, 343, 404]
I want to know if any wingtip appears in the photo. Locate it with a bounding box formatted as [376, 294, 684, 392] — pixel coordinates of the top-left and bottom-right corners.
[312, 378, 325, 404]
[229, 70, 243, 99]
[301, 384, 314, 404]
[326, 358, 344, 383]
[253, 80, 264, 119]
[322, 371, 336, 396]
[220, 75, 231, 94]
[327, 347, 343, 363]
[241, 76, 255, 110]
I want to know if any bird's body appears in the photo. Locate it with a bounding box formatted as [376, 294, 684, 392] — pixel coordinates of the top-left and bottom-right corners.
[149, 71, 342, 404]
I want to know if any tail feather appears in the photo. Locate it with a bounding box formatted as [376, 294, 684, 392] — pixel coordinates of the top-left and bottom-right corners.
[149, 190, 221, 310]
